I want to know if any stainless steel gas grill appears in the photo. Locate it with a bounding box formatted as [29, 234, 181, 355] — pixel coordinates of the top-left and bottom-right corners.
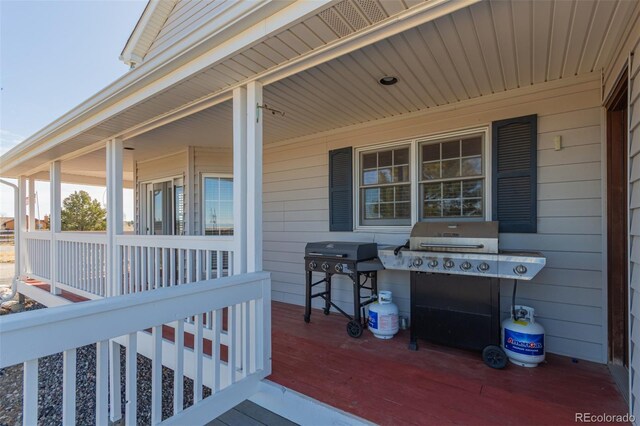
[378, 221, 546, 368]
[304, 241, 383, 338]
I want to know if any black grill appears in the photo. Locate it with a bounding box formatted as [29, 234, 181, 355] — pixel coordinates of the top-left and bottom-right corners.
[304, 241, 383, 338]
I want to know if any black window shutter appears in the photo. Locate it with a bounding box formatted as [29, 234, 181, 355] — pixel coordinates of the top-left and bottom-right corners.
[329, 147, 353, 232]
[492, 115, 537, 233]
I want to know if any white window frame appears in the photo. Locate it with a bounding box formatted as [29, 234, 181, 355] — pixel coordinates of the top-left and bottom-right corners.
[139, 175, 184, 235]
[354, 126, 491, 232]
[200, 173, 234, 236]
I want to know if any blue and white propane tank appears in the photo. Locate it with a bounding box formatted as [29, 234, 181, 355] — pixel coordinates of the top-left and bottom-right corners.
[502, 305, 545, 367]
[368, 291, 399, 339]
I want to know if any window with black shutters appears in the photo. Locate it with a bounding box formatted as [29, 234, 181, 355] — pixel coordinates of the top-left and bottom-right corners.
[491, 115, 538, 233]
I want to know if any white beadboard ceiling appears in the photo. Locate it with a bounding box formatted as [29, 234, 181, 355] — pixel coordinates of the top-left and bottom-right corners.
[12, 0, 639, 177]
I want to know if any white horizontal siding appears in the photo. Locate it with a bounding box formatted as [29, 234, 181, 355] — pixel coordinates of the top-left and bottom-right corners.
[263, 76, 606, 362]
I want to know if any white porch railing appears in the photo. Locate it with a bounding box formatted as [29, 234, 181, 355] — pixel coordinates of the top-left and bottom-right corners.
[24, 231, 51, 281]
[115, 235, 235, 296]
[57, 232, 107, 298]
[0, 272, 272, 426]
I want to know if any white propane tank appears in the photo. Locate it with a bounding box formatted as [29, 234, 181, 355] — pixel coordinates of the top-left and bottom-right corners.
[502, 305, 545, 367]
[368, 291, 399, 339]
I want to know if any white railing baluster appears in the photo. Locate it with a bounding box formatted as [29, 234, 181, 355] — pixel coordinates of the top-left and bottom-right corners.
[173, 320, 184, 414]
[187, 249, 194, 284]
[212, 309, 221, 393]
[154, 247, 161, 289]
[195, 250, 202, 283]
[109, 340, 122, 424]
[235, 304, 242, 381]
[96, 340, 109, 426]
[217, 251, 223, 279]
[178, 249, 184, 285]
[141, 246, 147, 292]
[242, 301, 250, 377]
[125, 333, 137, 425]
[228, 305, 236, 385]
[147, 247, 153, 291]
[206, 250, 212, 280]
[151, 325, 162, 425]
[194, 314, 203, 402]
[170, 248, 176, 286]
[163, 248, 169, 288]
[62, 348, 77, 424]
[250, 299, 257, 374]
[23, 359, 38, 426]
[228, 251, 234, 276]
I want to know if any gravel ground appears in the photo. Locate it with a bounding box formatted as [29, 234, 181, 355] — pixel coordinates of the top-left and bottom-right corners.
[0, 298, 211, 426]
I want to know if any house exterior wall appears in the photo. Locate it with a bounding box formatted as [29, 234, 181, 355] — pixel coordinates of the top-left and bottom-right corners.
[263, 74, 606, 363]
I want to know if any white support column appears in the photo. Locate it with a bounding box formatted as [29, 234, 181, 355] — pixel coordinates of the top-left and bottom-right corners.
[106, 138, 124, 297]
[233, 86, 248, 275]
[17, 177, 27, 277]
[28, 178, 35, 231]
[246, 81, 263, 273]
[49, 163, 61, 294]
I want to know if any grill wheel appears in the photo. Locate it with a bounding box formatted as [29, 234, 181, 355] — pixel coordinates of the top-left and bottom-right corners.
[482, 345, 507, 369]
[346, 320, 363, 338]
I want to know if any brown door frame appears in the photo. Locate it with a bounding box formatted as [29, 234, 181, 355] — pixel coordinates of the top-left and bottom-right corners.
[605, 68, 629, 367]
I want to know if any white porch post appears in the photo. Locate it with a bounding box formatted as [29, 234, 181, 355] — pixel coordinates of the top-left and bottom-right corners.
[50, 162, 61, 294]
[28, 178, 35, 231]
[246, 81, 263, 273]
[233, 86, 247, 275]
[106, 138, 124, 297]
[17, 176, 27, 277]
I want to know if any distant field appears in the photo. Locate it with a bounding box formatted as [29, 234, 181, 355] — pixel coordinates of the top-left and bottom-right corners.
[0, 245, 15, 263]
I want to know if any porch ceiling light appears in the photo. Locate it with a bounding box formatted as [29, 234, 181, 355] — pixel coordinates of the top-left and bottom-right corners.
[379, 76, 398, 86]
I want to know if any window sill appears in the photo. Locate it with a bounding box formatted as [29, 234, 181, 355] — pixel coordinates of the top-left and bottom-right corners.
[353, 226, 412, 234]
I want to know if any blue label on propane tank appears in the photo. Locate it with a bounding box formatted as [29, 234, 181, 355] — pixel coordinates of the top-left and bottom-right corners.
[504, 329, 544, 356]
[368, 310, 378, 329]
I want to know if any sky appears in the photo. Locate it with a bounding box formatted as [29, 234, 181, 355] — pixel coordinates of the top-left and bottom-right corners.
[0, 0, 147, 220]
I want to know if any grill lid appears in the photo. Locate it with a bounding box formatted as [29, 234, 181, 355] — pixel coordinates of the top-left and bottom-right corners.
[305, 241, 378, 261]
[409, 221, 498, 254]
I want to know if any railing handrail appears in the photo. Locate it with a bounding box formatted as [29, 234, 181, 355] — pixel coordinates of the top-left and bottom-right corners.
[55, 232, 108, 243]
[115, 234, 234, 250]
[23, 231, 51, 240]
[0, 271, 270, 368]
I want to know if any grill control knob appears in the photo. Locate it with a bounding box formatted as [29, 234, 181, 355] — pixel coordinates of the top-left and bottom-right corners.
[308, 261, 317, 270]
[478, 262, 490, 272]
[321, 262, 330, 272]
[444, 260, 455, 269]
[335, 263, 344, 273]
[460, 261, 472, 271]
[514, 264, 528, 275]
[427, 260, 438, 268]
[413, 257, 424, 267]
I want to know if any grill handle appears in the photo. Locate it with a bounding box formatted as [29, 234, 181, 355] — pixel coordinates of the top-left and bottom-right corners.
[419, 243, 485, 250]
[307, 252, 346, 258]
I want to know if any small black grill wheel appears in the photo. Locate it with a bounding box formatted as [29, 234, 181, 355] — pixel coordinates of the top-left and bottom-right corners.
[323, 308, 330, 315]
[346, 320, 363, 338]
[304, 315, 310, 323]
[482, 345, 508, 369]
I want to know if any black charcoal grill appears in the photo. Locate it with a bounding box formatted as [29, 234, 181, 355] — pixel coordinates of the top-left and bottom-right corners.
[304, 241, 383, 337]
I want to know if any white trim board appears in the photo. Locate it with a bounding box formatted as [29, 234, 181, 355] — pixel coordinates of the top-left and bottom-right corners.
[250, 379, 375, 426]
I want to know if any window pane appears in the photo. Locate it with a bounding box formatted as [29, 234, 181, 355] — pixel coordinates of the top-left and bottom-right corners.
[363, 170, 377, 185]
[423, 201, 442, 217]
[462, 137, 482, 156]
[463, 180, 483, 198]
[394, 148, 409, 165]
[380, 203, 394, 218]
[363, 153, 377, 169]
[442, 141, 460, 159]
[203, 177, 234, 235]
[378, 150, 392, 167]
[462, 156, 482, 176]
[378, 168, 393, 183]
[423, 183, 441, 200]
[422, 161, 440, 180]
[364, 188, 380, 203]
[443, 181, 461, 199]
[396, 185, 410, 202]
[365, 203, 379, 219]
[219, 178, 233, 200]
[443, 199, 462, 216]
[380, 187, 394, 202]
[442, 159, 461, 178]
[422, 144, 440, 162]
[393, 165, 409, 182]
[395, 202, 410, 218]
[463, 199, 483, 217]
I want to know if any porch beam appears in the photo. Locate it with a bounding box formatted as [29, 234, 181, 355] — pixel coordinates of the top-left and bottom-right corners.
[233, 86, 247, 274]
[246, 82, 263, 273]
[50, 162, 61, 294]
[28, 178, 35, 231]
[106, 138, 124, 297]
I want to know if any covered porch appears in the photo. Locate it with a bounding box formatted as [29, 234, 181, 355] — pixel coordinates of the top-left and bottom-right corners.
[1, 0, 638, 424]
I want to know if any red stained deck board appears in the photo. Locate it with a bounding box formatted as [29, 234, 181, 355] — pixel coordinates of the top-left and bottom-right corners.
[268, 302, 628, 426]
[23, 279, 89, 303]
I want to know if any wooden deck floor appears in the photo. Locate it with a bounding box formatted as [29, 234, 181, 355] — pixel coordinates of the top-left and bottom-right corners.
[268, 301, 628, 426]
